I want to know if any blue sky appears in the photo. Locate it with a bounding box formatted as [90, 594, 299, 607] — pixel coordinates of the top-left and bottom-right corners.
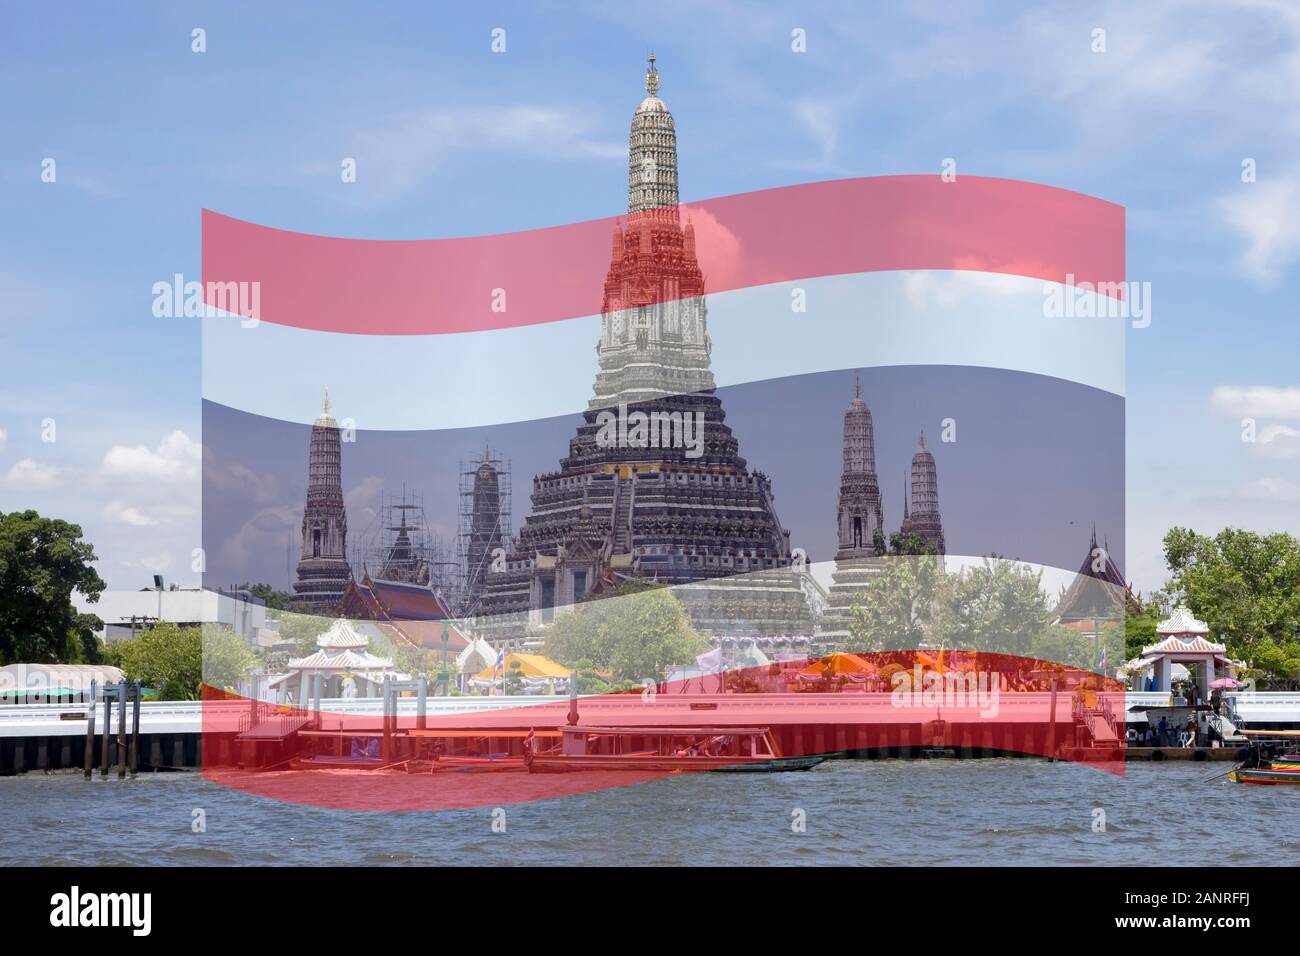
[1, 0, 1298, 595]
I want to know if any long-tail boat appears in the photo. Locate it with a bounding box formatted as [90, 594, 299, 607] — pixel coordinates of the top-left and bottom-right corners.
[524, 725, 824, 773]
[1228, 730, 1300, 785]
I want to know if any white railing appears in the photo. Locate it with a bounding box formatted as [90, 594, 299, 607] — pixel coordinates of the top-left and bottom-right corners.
[5, 691, 1300, 737]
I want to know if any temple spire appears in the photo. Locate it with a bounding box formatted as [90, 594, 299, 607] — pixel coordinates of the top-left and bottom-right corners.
[854, 371, 861, 400]
[918, 428, 925, 449]
[323, 387, 330, 416]
[627, 52, 678, 214]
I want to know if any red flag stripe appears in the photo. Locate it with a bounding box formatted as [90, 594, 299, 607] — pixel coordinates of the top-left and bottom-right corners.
[202, 175, 1124, 336]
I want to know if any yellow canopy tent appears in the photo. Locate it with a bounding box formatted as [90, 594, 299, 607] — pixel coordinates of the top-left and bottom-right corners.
[473, 653, 570, 682]
[915, 649, 948, 673]
[797, 653, 876, 680]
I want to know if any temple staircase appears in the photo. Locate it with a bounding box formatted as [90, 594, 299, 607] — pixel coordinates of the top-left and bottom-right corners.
[612, 475, 634, 554]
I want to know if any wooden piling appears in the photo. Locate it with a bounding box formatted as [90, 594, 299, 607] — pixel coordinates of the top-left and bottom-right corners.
[84, 679, 97, 779]
[117, 679, 127, 778]
[1046, 679, 1058, 761]
[130, 681, 141, 775]
[100, 693, 111, 776]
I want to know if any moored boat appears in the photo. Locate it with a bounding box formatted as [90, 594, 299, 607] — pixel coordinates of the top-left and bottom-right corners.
[525, 725, 825, 773]
[1227, 730, 1300, 785]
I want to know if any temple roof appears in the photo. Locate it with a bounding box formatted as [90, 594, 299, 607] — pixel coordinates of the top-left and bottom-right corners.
[1054, 528, 1128, 623]
[1156, 605, 1209, 636]
[338, 574, 471, 653]
[315, 616, 369, 650]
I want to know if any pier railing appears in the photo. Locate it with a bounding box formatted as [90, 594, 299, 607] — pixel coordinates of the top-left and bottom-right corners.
[5, 691, 1300, 739]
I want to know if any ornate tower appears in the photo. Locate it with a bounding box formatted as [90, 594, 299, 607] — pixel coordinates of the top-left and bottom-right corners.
[465, 447, 503, 610]
[902, 431, 945, 555]
[627, 52, 679, 216]
[592, 53, 712, 408]
[819, 375, 886, 642]
[291, 390, 351, 613]
[477, 55, 810, 644]
[834, 373, 884, 559]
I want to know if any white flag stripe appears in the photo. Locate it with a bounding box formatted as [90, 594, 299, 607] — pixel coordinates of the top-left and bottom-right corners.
[202, 270, 1124, 431]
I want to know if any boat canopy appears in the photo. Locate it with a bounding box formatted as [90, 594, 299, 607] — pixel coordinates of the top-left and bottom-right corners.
[560, 725, 772, 736]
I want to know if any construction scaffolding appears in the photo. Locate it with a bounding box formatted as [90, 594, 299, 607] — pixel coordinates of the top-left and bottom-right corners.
[456, 447, 512, 618]
[352, 486, 460, 599]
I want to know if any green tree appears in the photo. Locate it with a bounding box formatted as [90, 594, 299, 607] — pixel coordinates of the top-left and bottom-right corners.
[571, 657, 611, 694]
[942, 557, 1056, 659]
[1162, 527, 1300, 683]
[106, 622, 255, 697]
[238, 582, 293, 611]
[889, 531, 937, 556]
[846, 555, 941, 652]
[203, 624, 259, 693]
[1123, 600, 1165, 662]
[273, 610, 328, 655]
[0, 510, 105, 664]
[545, 580, 703, 684]
[503, 659, 525, 695]
[108, 622, 202, 697]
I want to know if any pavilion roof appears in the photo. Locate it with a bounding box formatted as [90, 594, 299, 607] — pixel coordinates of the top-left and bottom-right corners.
[1156, 605, 1209, 636]
[315, 616, 370, 650]
[1141, 634, 1227, 657]
[288, 648, 395, 670]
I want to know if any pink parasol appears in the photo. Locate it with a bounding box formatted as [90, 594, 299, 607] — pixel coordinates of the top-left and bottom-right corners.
[1208, 677, 1243, 689]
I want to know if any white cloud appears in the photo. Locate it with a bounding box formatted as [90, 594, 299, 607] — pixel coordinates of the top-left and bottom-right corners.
[1257, 424, 1300, 460]
[202, 451, 279, 505]
[344, 475, 385, 531]
[792, 98, 840, 164]
[903, 270, 1027, 311]
[1240, 477, 1300, 501]
[344, 105, 624, 202]
[220, 504, 301, 571]
[123, 553, 174, 574]
[0, 458, 66, 489]
[0, 426, 6, 453]
[103, 499, 160, 527]
[101, 430, 200, 482]
[1210, 385, 1300, 420]
[1218, 178, 1300, 283]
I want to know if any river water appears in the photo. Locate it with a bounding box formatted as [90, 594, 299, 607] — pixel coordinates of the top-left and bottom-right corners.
[2, 760, 1295, 866]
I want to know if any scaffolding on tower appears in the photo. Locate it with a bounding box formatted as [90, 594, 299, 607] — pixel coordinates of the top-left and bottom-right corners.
[456, 448, 512, 619]
[352, 486, 460, 600]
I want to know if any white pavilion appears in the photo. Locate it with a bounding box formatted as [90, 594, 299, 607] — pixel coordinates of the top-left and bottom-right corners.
[1139, 606, 1235, 697]
[270, 617, 404, 704]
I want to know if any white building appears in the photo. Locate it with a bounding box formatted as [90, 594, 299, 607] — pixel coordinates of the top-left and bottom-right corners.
[74, 583, 268, 644]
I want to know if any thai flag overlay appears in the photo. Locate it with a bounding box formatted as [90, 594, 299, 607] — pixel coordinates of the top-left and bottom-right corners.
[201, 93, 1127, 809]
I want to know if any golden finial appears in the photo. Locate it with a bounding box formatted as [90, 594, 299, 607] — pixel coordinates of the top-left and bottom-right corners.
[645, 51, 659, 96]
[323, 386, 330, 416]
